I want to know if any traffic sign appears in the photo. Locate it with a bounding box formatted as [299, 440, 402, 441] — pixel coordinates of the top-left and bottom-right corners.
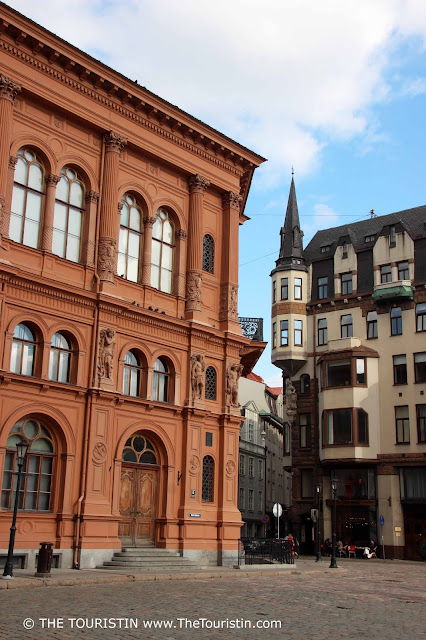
[273, 503, 283, 518]
[261, 514, 269, 524]
[379, 515, 385, 526]
[311, 508, 318, 523]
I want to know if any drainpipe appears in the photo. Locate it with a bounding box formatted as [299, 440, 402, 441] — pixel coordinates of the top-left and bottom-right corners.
[73, 134, 105, 568]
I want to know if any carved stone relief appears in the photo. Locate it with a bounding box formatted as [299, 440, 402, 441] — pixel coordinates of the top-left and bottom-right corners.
[190, 353, 205, 402]
[285, 381, 297, 424]
[97, 237, 116, 282]
[186, 270, 202, 311]
[98, 328, 116, 380]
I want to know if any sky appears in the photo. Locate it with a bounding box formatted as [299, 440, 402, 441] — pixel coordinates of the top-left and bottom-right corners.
[6, 0, 426, 386]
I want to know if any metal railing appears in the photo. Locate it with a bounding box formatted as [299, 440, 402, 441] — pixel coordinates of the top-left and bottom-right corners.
[238, 538, 295, 565]
[239, 317, 264, 342]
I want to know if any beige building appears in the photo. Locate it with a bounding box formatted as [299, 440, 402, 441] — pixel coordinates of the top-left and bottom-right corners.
[271, 178, 426, 559]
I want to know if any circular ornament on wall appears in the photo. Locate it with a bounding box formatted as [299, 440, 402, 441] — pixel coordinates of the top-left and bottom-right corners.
[92, 441, 107, 463]
[226, 460, 236, 477]
[189, 454, 200, 475]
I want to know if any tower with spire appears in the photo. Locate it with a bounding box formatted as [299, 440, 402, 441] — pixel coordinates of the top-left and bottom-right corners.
[270, 175, 308, 376]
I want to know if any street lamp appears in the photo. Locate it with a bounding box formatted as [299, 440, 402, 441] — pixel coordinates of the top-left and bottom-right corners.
[2, 439, 29, 580]
[315, 482, 322, 562]
[329, 476, 339, 569]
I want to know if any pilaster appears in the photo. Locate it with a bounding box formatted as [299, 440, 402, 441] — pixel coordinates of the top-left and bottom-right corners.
[185, 174, 209, 317]
[220, 191, 242, 332]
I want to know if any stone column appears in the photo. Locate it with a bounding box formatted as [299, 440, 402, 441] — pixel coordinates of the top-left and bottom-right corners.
[41, 174, 61, 252]
[175, 229, 187, 297]
[220, 191, 242, 325]
[141, 215, 157, 286]
[97, 131, 127, 283]
[0, 75, 21, 243]
[82, 191, 100, 267]
[186, 174, 209, 313]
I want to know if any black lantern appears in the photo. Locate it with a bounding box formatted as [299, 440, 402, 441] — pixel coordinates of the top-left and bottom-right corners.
[315, 482, 322, 562]
[329, 476, 339, 569]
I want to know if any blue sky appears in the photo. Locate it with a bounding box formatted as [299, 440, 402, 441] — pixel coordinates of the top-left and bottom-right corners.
[7, 0, 426, 385]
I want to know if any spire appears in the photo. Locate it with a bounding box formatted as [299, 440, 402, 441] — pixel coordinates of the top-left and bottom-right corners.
[277, 175, 304, 267]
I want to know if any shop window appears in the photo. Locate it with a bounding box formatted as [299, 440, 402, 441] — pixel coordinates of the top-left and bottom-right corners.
[390, 307, 402, 336]
[300, 414, 311, 448]
[294, 320, 303, 346]
[367, 310, 378, 339]
[318, 276, 328, 300]
[205, 366, 217, 400]
[281, 278, 288, 300]
[280, 320, 288, 346]
[123, 350, 143, 397]
[153, 358, 169, 402]
[301, 469, 313, 499]
[1, 419, 55, 511]
[122, 434, 157, 464]
[380, 264, 392, 283]
[317, 317, 327, 346]
[202, 455, 214, 502]
[151, 208, 174, 294]
[395, 406, 410, 444]
[416, 405, 426, 443]
[416, 303, 426, 332]
[300, 374, 310, 394]
[202, 234, 214, 273]
[53, 167, 84, 263]
[414, 352, 426, 383]
[10, 148, 44, 248]
[393, 355, 407, 385]
[341, 272, 353, 295]
[11, 323, 36, 376]
[118, 194, 143, 282]
[397, 261, 409, 280]
[341, 314, 353, 338]
[294, 277, 302, 300]
[49, 333, 71, 383]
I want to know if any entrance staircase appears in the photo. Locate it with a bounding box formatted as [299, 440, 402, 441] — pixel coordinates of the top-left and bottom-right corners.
[99, 547, 201, 572]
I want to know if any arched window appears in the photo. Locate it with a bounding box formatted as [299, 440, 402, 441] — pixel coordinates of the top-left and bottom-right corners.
[202, 234, 215, 273]
[49, 333, 71, 383]
[153, 358, 169, 402]
[123, 350, 142, 397]
[118, 194, 142, 282]
[122, 434, 157, 464]
[151, 209, 174, 294]
[53, 167, 84, 262]
[11, 323, 36, 376]
[300, 374, 310, 394]
[202, 455, 214, 503]
[10, 148, 44, 248]
[205, 366, 217, 400]
[1, 419, 55, 511]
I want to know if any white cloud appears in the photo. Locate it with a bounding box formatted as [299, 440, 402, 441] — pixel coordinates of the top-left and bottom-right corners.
[6, 0, 426, 183]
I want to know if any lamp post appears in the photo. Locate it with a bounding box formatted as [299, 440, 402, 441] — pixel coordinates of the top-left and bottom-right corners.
[329, 476, 339, 569]
[315, 482, 322, 562]
[2, 439, 29, 580]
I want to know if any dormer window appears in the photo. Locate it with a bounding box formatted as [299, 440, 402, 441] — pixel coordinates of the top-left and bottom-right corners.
[365, 234, 375, 243]
[342, 242, 348, 259]
[390, 225, 396, 247]
[320, 245, 331, 254]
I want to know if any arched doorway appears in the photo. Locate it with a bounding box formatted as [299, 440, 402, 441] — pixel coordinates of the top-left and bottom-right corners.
[119, 433, 159, 546]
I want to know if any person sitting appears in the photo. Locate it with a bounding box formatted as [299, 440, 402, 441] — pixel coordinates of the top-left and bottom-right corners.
[363, 543, 377, 559]
[337, 540, 346, 557]
[369, 540, 377, 558]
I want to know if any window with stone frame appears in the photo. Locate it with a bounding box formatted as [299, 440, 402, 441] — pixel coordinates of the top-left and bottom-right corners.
[202, 455, 214, 502]
[151, 208, 174, 294]
[393, 355, 407, 385]
[367, 310, 378, 339]
[395, 406, 410, 444]
[294, 320, 303, 346]
[11, 323, 36, 376]
[318, 317, 327, 345]
[10, 148, 45, 249]
[318, 276, 328, 300]
[205, 366, 217, 400]
[118, 193, 143, 282]
[123, 350, 143, 397]
[280, 320, 289, 346]
[340, 314, 353, 338]
[153, 358, 169, 402]
[49, 333, 72, 383]
[391, 307, 402, 336]
[380, 264, 392, 283]
[202, 234, 215, 273]
[397, 261, 409, 280]
[281, 277, 288, 300]
[294, 277, 302, 300]
[414, 352, 426, 383]
[341, 272, 353, 295]
[53, 167, 85, 263]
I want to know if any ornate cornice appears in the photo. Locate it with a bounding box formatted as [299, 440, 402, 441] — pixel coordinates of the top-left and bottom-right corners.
[7, 276, 96, 309]
[188, 174, 210, 194]
[0, 38, 257, 180]
[104, 131, 127, 154]
[0, 73, 21, 102]
[222, 191, 242, 211]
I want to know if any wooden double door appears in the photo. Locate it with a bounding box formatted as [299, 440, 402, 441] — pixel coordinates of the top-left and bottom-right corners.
[119, 466, 158, 546]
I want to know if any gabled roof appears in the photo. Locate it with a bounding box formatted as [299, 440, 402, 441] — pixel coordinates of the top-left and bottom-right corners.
[304, 205, 426, 262]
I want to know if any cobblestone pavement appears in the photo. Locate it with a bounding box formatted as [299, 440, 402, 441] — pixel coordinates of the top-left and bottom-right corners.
[1, 559, 425, 640]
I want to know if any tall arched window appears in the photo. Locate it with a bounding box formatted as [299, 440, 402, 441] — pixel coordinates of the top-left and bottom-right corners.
[123, 350, 142, 397]
[151, 209, 174, 293]
[153, 358, 169, 402]
[10, 148, 44, 248]
[205, 366, 217, 400]
[49, 333, 71, 383]
[202, 234, 215, 273]
[53, 167, 84, 262]
[11, 323, 36, 376]
[1, 419, 55, 511]
[118, 194, 142, 282]
[202, 455, 214, 502]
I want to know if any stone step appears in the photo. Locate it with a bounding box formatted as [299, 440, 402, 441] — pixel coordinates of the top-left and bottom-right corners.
[100, 561, 199, 569]
[118, 549, 181, 557]
[98, 564, 204, 572]
[109, 557, 195, 564]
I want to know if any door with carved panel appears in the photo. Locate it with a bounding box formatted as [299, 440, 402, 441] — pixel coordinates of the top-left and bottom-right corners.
[119, 434, 159, 546]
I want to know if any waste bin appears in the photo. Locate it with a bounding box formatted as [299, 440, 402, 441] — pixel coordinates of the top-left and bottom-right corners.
[35, 542, 53, 577]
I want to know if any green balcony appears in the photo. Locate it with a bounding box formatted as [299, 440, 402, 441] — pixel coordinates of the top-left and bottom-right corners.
[373, 282, 414, 304]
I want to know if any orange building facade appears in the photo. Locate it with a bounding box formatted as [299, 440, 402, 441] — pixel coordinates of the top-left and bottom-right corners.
[0, 4, 265, 569]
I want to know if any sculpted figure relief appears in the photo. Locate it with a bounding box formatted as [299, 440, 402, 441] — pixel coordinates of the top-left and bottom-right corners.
[191, 354, 205, 401]
[98, 238, 116, 281]
[286, 381, 297, 411]
[98, 328, 116, 379]
[226, 362, 244, 407]
[186, 271, 202, 305]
